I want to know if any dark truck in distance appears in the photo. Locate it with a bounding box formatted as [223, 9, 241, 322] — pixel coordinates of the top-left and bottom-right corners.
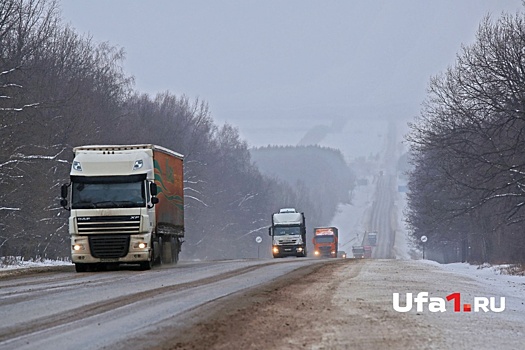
[352, 246, 365, 259]
[368, 232, 378, 246]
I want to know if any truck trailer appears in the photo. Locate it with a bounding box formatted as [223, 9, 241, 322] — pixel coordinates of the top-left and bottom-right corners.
[368, 232, 378, 246]
[269, 208, 307, 258]
[364, 245, 372, 258]
[60, 144, 184, 272]
[312, 227, 339, 258]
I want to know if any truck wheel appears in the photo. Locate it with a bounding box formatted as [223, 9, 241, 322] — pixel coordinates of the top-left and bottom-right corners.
[172, 240, 179, 263]
[154, 238, 162, 265]
[75, 263, 88, 272]
[162, 240, 173, 264]
[139, 259, 152, 270]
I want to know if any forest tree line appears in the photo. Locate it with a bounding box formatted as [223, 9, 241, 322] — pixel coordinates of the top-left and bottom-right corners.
[0, 0, 353, 261]
[407, 11, 525, 264]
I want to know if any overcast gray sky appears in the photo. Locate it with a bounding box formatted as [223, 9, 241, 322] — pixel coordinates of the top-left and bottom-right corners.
[60, 0, 523, 147]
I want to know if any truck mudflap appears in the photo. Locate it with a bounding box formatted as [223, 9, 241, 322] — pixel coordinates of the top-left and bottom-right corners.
[160, 236, 182, 264]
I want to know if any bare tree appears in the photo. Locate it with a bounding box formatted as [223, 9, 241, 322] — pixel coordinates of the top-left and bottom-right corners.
[407, 12, 525, 263]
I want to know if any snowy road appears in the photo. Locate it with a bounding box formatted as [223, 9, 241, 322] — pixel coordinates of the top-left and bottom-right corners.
[367, 173, 396, 259]
[1, 119, 524, 349]
[129, 258, 525, 350]
[0, 259, 327, 350]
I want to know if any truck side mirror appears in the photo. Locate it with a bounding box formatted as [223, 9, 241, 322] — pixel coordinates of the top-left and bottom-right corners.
[61, 184, 68, 199]
[150, 182, 158, 196]
[268, 227, 272, 236]
[148, 182, 159, 208]
[60, 184, 69, 209]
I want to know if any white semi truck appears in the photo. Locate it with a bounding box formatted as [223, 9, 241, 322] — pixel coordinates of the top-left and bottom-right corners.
[268, 208, 307, 258]
[60, 144, 184, 272]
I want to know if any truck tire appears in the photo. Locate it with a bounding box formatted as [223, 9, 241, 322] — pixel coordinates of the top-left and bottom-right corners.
[139, 259, 152, 270]
[154, 238, 162, 265]
[75, 263, 88, 272]
[139, 246, 153, 270]
[162, 240, 173, 264]
[172, 240, 179, 263]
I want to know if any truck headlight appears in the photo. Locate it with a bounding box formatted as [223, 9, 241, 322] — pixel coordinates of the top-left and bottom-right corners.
[134, 242, 147, 249]
[272, 246, 279, 254]
[72, 244, 85, 251]
[314, 251, 319, 256]
[297, 247, 303, 252]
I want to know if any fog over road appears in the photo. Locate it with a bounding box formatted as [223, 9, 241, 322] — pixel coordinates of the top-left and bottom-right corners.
[1, 122, 523, 349]
[367, 123, 399, 259]
[367, 173, 396, 259]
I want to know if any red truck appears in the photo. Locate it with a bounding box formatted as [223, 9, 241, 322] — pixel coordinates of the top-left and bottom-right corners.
[364, 245, 372, 258]
[312, 227, 338, 258]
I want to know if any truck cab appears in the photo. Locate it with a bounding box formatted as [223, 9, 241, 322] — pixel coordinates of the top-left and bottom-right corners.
[352, 246, 365, 259]
[269, 208, 307, 258]
[312, 227, 339, 258]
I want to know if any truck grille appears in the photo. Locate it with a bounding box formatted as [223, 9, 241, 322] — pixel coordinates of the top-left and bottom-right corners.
[89, 235, 130, 258]
[277, 239, 299, 245]
[76, 216, 140, 234]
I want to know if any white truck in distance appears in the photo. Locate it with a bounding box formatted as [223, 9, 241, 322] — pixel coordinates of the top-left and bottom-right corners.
[60, 144, 184, 272]
[268, 208, 307, 258]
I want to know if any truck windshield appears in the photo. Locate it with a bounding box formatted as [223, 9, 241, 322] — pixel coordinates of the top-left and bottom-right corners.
[274, 227, 301, 236]
[71, 176, 146, 209]
[314, 236, 335, 243]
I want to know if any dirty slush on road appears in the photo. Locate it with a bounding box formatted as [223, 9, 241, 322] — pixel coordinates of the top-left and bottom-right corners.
[119, 259, 429, 350]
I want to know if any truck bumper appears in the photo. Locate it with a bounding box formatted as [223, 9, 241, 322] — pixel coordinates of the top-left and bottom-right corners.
[71, 251, 151, 264]
[272, 245, 306, 257]
[71, 234, 152, 264]
[314, 252, 337, 258]
[313, 246, 337, 258]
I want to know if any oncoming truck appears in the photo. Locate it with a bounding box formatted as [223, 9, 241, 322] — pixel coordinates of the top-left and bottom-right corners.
[60, 144, 184, 272]
[352, 246, 365, 259]
[312, 227, 339, 258]
[269, 208, 307, 258]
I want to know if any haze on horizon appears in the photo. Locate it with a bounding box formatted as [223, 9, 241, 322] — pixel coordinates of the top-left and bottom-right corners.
[61, 0, 523, 148]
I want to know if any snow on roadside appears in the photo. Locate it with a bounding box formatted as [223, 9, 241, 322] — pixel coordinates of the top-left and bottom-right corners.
[0, 257, 72, 270]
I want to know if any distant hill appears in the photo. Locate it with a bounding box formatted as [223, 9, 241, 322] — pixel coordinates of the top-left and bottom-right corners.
[250, 145, 355, 227]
